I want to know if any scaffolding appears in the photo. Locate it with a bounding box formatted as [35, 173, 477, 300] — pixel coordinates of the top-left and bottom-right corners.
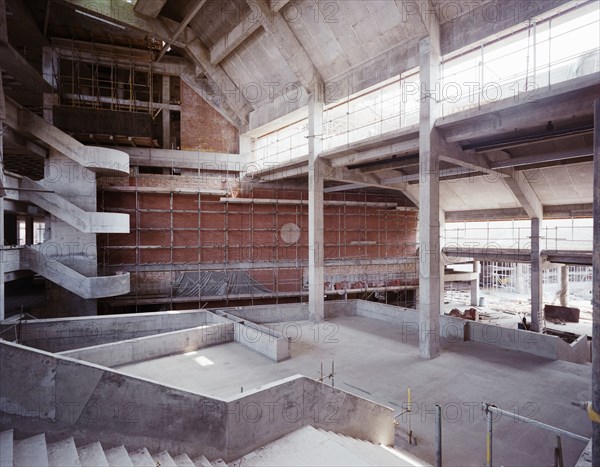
[98, 182, 419, 312]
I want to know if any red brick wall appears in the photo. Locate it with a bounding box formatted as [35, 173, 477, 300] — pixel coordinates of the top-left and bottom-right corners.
[98, 183, 418, 303]
[180, 81, 239, 153]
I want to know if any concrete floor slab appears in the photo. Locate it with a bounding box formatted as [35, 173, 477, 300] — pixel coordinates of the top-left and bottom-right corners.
[117, 316, 591, 466]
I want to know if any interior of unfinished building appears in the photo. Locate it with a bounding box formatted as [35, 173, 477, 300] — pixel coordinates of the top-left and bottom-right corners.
[0, 0, 599, 466]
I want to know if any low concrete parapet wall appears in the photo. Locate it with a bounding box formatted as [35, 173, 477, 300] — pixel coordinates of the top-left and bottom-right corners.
[58, 323, 234, 367]
[210, 311, 291, 362]
[557, 333, 589, 364]
[354, 300, 585, 362]
[0, 341, 394, 462]
[209, 303, 309, 323]
[1, 310, 212, 352]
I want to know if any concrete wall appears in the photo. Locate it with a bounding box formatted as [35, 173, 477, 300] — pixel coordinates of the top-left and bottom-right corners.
[557, 333, 590, 364]
[354, 300, 588, 362]
[0, 341, 395, 462]
[467, 321, 559, 359]
[209, 311, 291, 362]
[5, 310, 211, 352]
[210, 303, 309, 323]
[58, 323, 234, 367]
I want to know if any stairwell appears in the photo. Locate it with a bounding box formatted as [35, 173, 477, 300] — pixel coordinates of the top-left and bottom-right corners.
[0, 429, 228, 467]
[2, 97, 131, 307]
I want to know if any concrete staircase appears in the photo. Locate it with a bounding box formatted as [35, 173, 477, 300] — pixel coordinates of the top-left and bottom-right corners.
[230, 426, 428, 466]
[21, 246, 130, 299]
[0, 430, 227, 467]
[19, 178, 129, 234]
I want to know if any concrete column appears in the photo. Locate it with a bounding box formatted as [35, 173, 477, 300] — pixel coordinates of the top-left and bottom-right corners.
[530, 217, 544, 332]
[25, 217, 34, 245]
[308, 95, 324, 322]
[592, 98, 600, 464]
[0, 131, 4, 320]
[516, 263, 527, 295]
[418, 35, 441, 359]
[471, 260, 481, 306]
[559, 265, 569, 307]
[162, 76, 171, 149]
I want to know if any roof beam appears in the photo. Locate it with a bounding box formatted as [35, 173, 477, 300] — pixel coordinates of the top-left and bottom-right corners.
[134, 0, 168, 18]
[210, 11, 261, 65]
[245, 0, 322, 92]
[323, 161, 419, 204]
[437, 139, 506, 177]
[323, 184, 364, 193]
[180, 66, 247, 130]
[327, 139, 419, 168]
[157, 0, 207, 61]
[186, 38, 252, 128]
[270, 0, 290, 12]
[490, 147, 593, 169]
[503, 170, 544, 219]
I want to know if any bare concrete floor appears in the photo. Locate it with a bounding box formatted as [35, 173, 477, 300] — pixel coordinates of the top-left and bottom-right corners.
[117, 316, 591, 467]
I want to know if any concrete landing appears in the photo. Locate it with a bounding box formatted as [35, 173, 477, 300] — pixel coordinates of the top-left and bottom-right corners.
[117, 316, 591, 466]
[230, 426, 425, 466]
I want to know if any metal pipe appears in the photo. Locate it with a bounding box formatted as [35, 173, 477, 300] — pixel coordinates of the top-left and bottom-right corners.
[483, 404, 589, 443]
[435, 403, 442, 467]
[486, 406, 493, 467]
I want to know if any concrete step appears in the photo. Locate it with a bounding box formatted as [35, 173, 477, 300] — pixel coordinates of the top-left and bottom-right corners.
[0, 430, 14, 467]
[211, 460, 227, 467]
[172, 453, 195, 467]
[192, 455, 212, 467]
[104, 445, 134, 467]
[77, 442, 109, 467]
[13, 434, 49, 467]
[47, 438, 81, 467]
[153, 451, 177, 467]
[128, 448, 155, 467]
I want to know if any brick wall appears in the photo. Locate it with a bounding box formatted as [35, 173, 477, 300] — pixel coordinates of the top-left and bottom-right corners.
[180, 82, 239, 154]
[98, 180, 418, 306]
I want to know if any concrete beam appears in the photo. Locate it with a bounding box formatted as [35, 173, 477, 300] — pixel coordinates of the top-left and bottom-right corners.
[504, 170, 543, 219]
[490, 147, 593, 169]
[210, 11, 262, 65]
[245, 0, 322, 92]
[119, 147, 249, 172]
[186, 38, 252, 127]
[445, 204, 594, 222]
[270, 0, 290, 12]
[327, 139, 419, 168]
[438, 74, 600, 143]
[180, 66, 248, 131]
[134, 0, 168, 19]
[440, 0, 570, 56]
[157, 0, 207, 61]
